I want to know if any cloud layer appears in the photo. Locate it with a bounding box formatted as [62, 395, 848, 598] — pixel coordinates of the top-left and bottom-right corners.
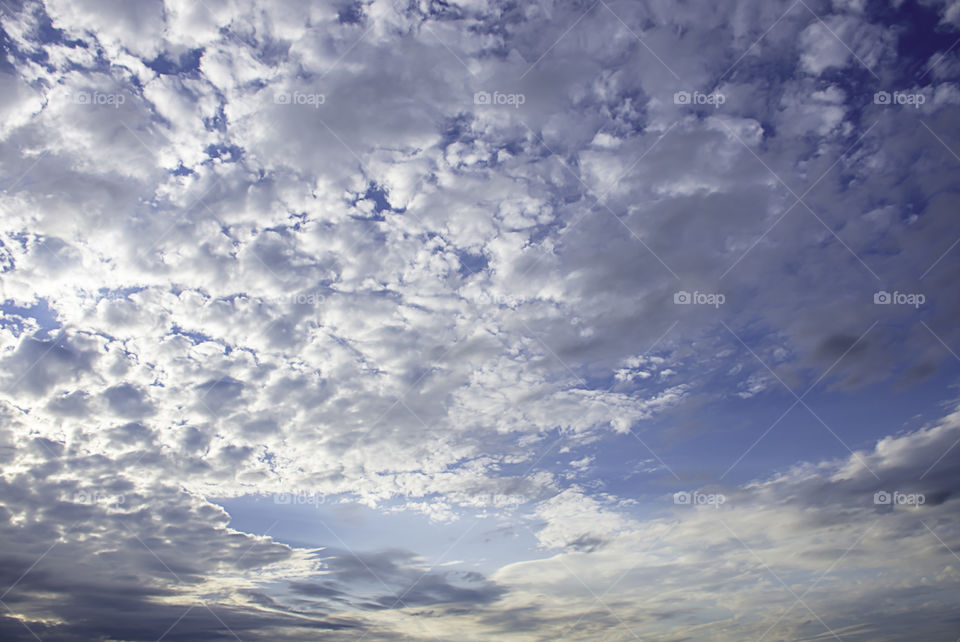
[1, 0, 959, 639]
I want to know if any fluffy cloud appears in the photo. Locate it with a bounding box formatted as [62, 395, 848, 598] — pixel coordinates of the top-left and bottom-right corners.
[0, 0, 958, 638]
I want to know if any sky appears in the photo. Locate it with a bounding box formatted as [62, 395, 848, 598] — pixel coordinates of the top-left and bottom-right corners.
[0, 0, 959, 640]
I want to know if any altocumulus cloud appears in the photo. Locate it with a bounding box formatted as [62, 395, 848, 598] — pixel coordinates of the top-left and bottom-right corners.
[0, 0, 959, 639]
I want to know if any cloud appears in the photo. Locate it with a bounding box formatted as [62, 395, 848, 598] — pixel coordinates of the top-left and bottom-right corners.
[488, 406, 960, 640]
[0, 0, 958, 638]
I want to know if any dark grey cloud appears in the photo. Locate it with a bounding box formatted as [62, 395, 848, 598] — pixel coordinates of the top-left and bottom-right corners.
[291, 548, 506, 611]
[0, 332, 98, 397]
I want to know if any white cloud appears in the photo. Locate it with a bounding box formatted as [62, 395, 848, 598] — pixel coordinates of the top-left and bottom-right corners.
[0, 0, 958, 637]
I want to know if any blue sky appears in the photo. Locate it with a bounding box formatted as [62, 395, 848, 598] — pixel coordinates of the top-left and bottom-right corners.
[0, 0, 959, 640]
